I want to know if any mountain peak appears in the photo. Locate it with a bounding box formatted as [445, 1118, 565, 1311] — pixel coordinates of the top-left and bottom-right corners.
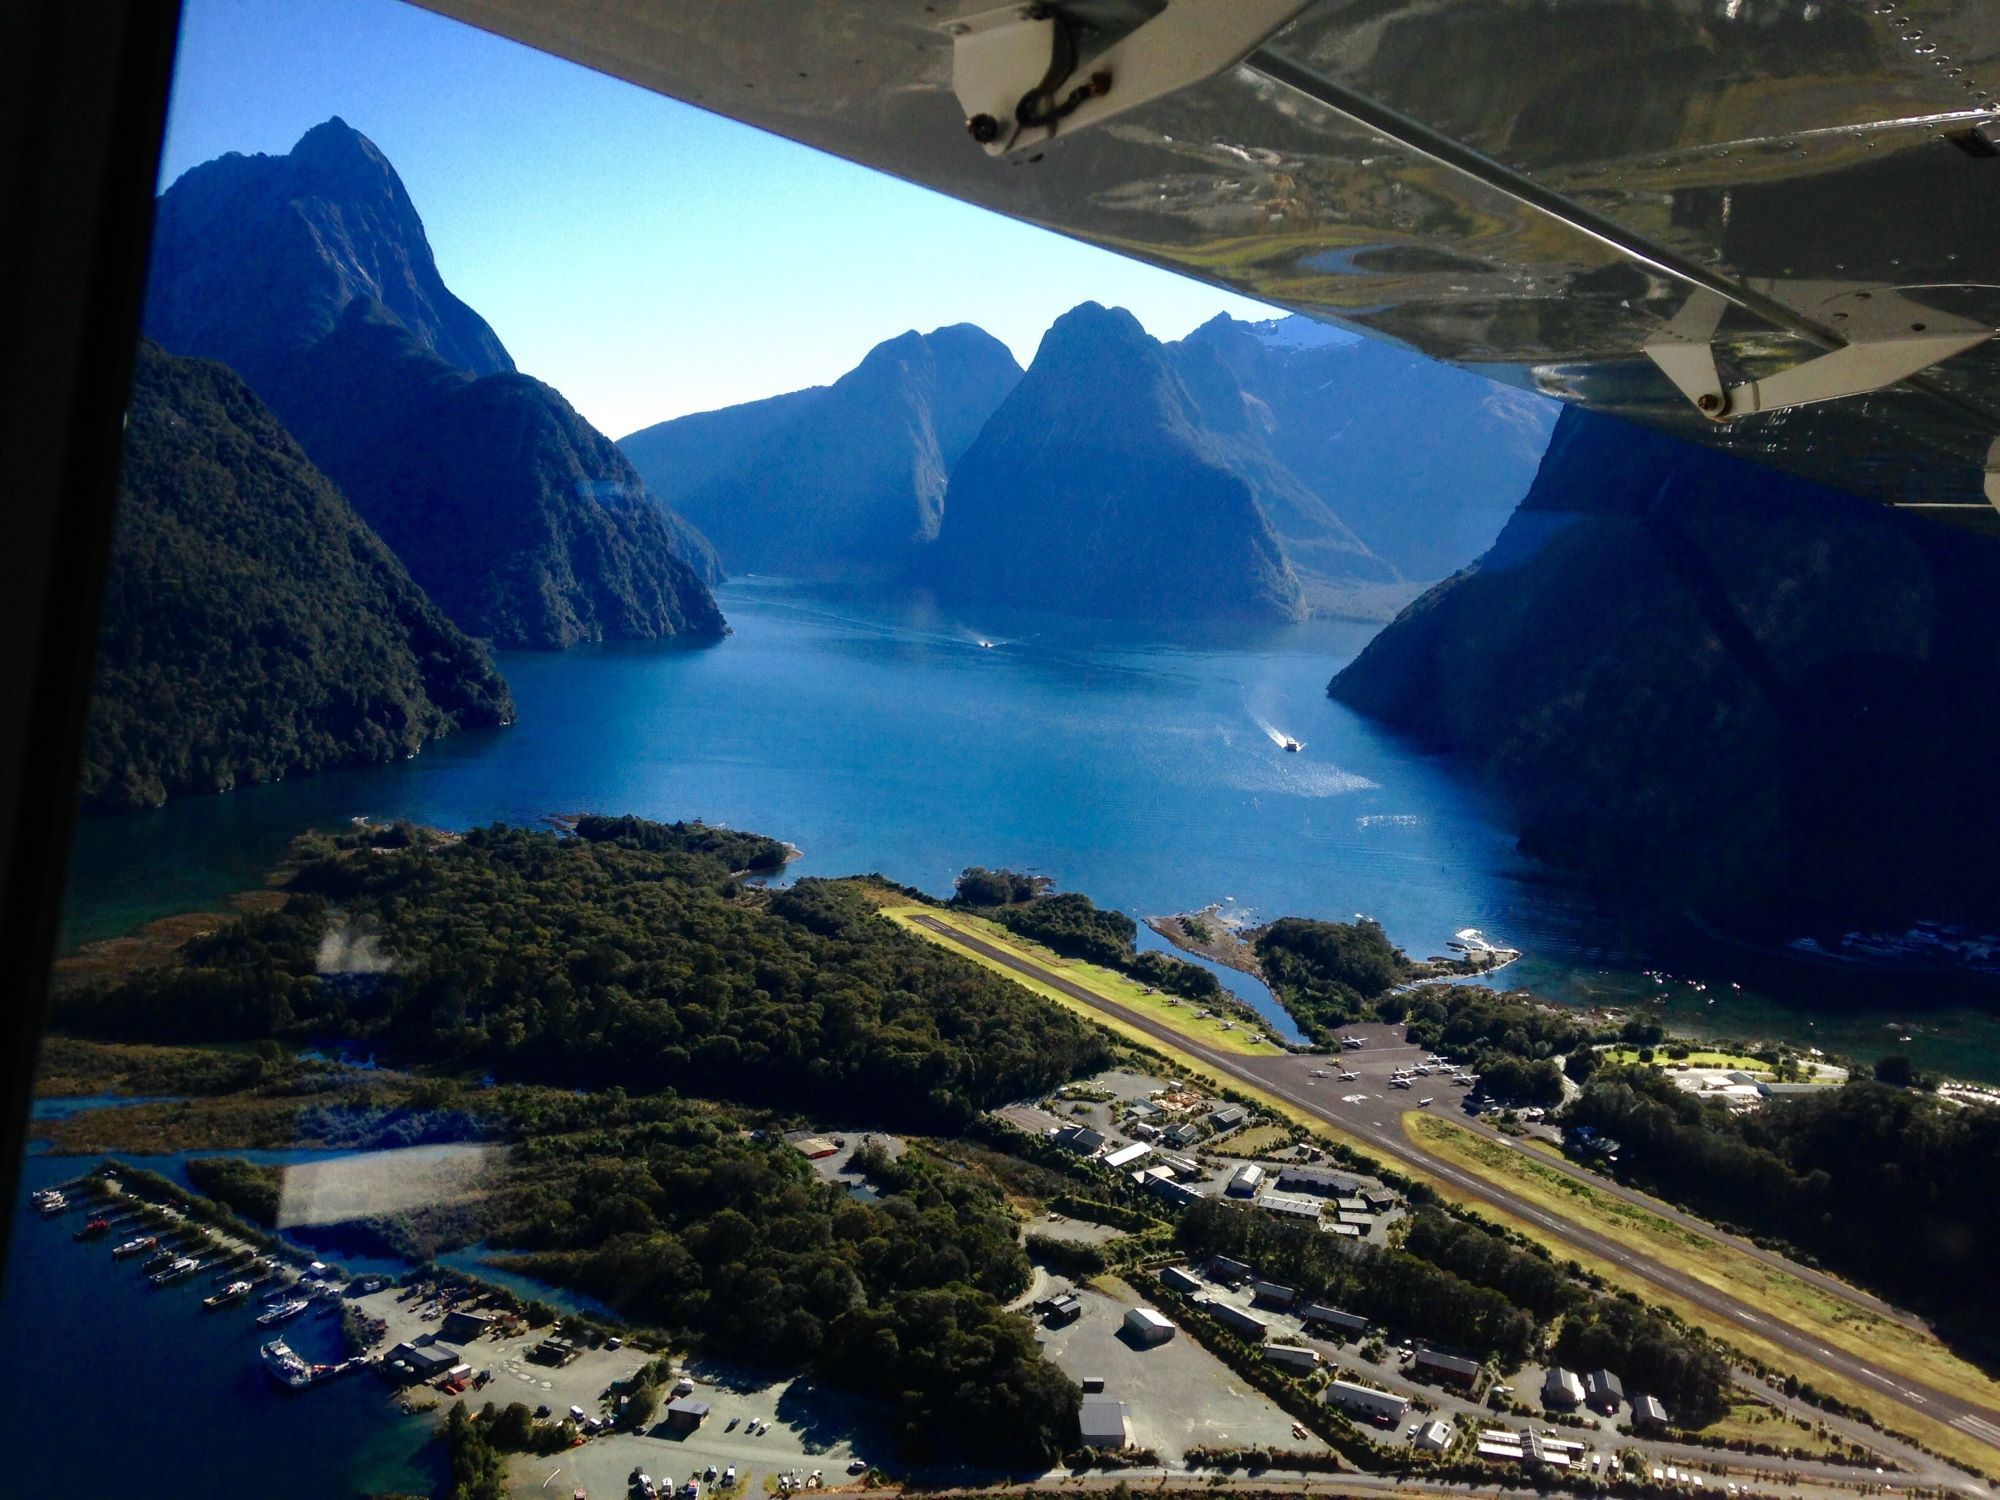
[620, 320, 1021, 579]
[146, 117, 514, 390]
[287, 116, 393, 183]
[1041, 300, 1151, 353]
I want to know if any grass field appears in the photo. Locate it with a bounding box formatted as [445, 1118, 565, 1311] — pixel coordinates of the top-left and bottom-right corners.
[1218, 1123, 1292, 1156]
[1601, 1046, 1774, 1075]
[1699, 1400, 1856, 1460]
[879, 905, 1284, 1056]
[1408, 1112, 2000, 1474]
[1599, 1046, 1843, 1082]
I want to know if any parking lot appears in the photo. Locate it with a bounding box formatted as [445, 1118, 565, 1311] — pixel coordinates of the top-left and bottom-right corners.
[511, 1364, 890, 1500]
[1035, 1278, 1318, 1460]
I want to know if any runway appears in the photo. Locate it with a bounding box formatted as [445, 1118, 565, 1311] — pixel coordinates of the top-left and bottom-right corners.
[906, 913, 2000, 1463]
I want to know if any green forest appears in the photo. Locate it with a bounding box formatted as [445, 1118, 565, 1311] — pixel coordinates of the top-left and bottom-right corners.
[81, 342, 513, 813]
[56, 821, 1109, 1131]
[485, 1109, 1076, 1464]
[1253, 917, 1412, 1040]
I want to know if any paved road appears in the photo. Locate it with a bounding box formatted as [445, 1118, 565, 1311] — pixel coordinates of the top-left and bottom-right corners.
[908, 916, 2000, 1467]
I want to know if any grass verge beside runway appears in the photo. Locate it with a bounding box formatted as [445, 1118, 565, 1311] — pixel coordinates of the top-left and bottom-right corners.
[1408, 1112, 2000, 1474]
[879, 905, 1284, 1056]
[882, 896, 1998, 1475]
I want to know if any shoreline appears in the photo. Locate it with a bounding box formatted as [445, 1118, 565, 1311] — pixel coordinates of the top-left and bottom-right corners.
[1145, 906, 1266, 981]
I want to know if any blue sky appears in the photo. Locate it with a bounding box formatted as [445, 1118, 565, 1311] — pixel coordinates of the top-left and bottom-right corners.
[159, 0, 1278, 436]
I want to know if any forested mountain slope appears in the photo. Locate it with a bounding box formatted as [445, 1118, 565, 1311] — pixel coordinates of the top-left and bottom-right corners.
[82, 343, 513, 812]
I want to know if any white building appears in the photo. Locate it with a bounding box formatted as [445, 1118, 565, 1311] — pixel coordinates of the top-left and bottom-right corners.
[1122, 1307, 1175, 1346]
[1324, 1379, 1407, 1425]
[1414, 1419, 1454, 1453]
[1226, 1163, 1265, 1197]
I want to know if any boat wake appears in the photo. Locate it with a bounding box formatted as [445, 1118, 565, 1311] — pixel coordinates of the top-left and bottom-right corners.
[1251, 714, 1304, 753]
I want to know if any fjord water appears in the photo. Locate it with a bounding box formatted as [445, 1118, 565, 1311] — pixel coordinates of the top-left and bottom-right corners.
[59, 579, 2000, 1079]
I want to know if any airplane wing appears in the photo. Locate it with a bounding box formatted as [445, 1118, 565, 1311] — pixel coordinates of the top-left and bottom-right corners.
[413, 0, 2000, 526]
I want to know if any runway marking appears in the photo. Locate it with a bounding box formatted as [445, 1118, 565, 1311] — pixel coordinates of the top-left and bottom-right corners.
[1953, 1414, 2000, 1442]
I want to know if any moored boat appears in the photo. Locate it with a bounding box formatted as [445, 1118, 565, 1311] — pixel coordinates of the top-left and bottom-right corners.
[257, 1296, 311, 1327]
[204, 1280, 253, 1310]
[150, 1256, 200, 1286]
[111, 1234, 158, 1258]
[73, 1216, 112, 1240]
[260, 1337, 314, 1390]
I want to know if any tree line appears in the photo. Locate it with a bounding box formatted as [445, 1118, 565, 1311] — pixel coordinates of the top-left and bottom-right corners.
[55, 822, 1111, 1132]
[1176, 1198, 1730, 1421]
[1564, 1066, 2000, 1348]
[952, 871, 1234, 1005]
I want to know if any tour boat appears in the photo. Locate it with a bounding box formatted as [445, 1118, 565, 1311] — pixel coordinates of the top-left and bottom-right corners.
[260, 1337, 314, 1390]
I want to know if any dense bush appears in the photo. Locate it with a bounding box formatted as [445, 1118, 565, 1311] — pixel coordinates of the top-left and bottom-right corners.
[56, 824, 1110, 1131]
[957, 879, 1231, 1006]
[1551, 1294, 1732, 1426]
[1177, 1198, 1535, 1364]
[571, 813, 786, 872]
[1254, 918, 1410, 1038]
[1565, 1068, 2000, 1342]
[184, 1156, 283, 1227]
[953, 867, 1044, 906]
[80, 342, 512, 814]
[1400, 1212, 1574, 1322]
[493, 1121, 1073, 1466]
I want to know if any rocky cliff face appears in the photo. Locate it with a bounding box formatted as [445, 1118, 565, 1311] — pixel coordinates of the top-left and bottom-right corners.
[145, 117, 514, 390]
[266, 301, 724, 648]
[622, 325, 1020, 579]
[83, 343, 514, 812]
[145, 118, 722, 646]
[921, 303, 1323, 622]
[1331, 406, 2000, 930]
[1179, 315, 1556, 582]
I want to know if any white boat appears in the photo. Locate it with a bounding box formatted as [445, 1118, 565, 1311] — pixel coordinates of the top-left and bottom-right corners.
[204, 1280, 252, 1310]
[260, 1337, 314, 1390]
[150, 1256, 200, 1285]
[257, 1296, 311, 1327]
[32, 1189, 67, 1215]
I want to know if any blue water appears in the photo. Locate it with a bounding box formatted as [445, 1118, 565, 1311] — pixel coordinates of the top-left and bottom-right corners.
[55, 578, 2000, 1079]
[30, 1095, 185, 1121]
[0, 1154, 444, 1499]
